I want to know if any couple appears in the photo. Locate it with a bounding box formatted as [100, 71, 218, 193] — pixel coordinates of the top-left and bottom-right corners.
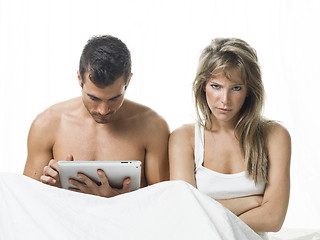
[23, 35, 291, 237]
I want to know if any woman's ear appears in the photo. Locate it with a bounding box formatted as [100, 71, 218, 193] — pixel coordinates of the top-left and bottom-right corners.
[203, 83, 206, 92]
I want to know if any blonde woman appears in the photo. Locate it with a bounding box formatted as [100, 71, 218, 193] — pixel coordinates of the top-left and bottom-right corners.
[169, 38, 291, 238]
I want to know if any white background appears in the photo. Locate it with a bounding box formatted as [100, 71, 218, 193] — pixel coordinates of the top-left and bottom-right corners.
[0, 0, 319, 230]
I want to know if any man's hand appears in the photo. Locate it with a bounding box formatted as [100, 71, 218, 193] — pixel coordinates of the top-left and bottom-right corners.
[40, 154, 74, 188]
[68, 170, 131, 198]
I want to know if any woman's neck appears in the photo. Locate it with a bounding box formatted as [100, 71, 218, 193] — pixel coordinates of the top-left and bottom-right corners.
[208, 114, 239, 133]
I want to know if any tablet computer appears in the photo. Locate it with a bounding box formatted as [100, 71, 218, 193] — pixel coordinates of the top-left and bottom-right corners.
[58, 161, 141, 191]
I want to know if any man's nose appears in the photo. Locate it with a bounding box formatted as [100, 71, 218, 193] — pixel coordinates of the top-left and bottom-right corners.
[97, 102, 110, 115]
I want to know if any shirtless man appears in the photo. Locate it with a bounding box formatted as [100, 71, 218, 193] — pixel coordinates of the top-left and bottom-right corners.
[23, 35, 170, 197]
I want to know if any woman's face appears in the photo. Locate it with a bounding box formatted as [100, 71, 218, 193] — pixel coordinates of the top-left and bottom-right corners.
[205, 68, 248, 125]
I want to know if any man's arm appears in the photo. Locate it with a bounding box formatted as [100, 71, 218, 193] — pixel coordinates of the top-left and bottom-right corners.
[144, 115, 170, 185]
[238, 123, 291, 232]
[23, 110, 59, 186]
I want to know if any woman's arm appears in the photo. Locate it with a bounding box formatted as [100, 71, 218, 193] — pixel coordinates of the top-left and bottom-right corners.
[239, 123, 291, 232]
[169, 124, 196, 187]
[216, 195, 263, 216]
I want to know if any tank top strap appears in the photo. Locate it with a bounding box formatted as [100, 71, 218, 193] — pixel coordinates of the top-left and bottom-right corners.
[194, 124, 205, 169]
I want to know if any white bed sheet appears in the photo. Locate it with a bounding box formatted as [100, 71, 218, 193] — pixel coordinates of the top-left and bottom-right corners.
[269, 229, 320, 240]
[0, 173, 262, 240]
[1, 173, 318, 240]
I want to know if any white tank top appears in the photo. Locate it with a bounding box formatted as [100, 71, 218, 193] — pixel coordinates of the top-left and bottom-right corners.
[194, 124, 269, 239]
[194, 124, 266, 199]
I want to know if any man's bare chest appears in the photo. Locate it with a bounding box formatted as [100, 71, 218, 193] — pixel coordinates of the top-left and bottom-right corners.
[52, 125, 145, 162]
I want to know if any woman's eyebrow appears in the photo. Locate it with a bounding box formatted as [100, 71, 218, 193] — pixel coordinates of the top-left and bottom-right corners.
[209, 81, 220, 84]
[231, 83, 245, 86]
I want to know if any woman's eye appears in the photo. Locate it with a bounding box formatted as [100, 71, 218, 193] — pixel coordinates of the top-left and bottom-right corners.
[232, 86, 242, 91]
[211, 84, 220, 89]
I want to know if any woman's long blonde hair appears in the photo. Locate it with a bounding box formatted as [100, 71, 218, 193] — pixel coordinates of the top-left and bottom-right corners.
[193, 38, 271, 184]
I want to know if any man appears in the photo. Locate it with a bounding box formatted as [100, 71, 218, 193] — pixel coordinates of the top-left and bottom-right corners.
[24, 35, 170, 197]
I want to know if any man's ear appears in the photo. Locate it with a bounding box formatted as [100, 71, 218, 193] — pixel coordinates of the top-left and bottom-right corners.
[77, 70, 83, 88]
[125, 73, 133, 90]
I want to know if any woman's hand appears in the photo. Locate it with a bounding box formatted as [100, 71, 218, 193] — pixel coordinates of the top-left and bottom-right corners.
[216, 195, 263, 216]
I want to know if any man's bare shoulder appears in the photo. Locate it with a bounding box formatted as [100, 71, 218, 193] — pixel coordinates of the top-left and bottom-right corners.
[31, 97, 82, 131]
[123, 99, 169, 131]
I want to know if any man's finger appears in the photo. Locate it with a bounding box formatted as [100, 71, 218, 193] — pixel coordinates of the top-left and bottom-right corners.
[65, 154, 74, 161]
[77, 173, 97, 189]
[69, 178, 88, 192]
[97, 170, 112, 189]
[40, 175, 56, 185]
[48, 159, 59, 172]
[121, 177, 131, 193]
[43, 165, 59, 179]
[68, 187, 81, 193]
[68, 178, 83, 188]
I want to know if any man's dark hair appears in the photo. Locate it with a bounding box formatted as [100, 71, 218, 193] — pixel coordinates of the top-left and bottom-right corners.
[79, 35, 131, 88]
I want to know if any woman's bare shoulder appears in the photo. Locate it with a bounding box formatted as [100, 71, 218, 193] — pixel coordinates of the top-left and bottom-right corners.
[170, 123, 195, 146]
[264, 121, 291, 165]
[171, 123, 195, 136]
[264, 121, 291, 142]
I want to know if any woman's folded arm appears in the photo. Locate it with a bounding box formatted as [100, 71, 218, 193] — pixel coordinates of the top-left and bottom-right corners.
[238, 124, 291, 232]
[216, 195, 263, 216]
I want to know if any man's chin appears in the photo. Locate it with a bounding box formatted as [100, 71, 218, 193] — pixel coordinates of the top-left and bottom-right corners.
[94, 118, 112, 124]
[92, 116, 113, 124]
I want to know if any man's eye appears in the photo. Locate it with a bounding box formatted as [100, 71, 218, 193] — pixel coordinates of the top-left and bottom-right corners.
[90, 97, 99, 101]
[109, 95, 122, 102]
[232, 86, 242, 91]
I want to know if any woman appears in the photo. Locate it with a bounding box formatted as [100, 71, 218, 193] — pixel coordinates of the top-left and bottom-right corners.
[169, 38, 291, 238]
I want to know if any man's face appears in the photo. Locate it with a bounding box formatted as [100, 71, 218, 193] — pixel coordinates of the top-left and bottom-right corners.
[80, 72, 129, 124]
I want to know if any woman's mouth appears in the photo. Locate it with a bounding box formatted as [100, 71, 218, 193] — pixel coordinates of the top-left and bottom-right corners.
[217, 107, 231, 112]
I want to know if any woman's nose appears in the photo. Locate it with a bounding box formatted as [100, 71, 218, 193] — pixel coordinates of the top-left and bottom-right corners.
[220, 90, 229, 104]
